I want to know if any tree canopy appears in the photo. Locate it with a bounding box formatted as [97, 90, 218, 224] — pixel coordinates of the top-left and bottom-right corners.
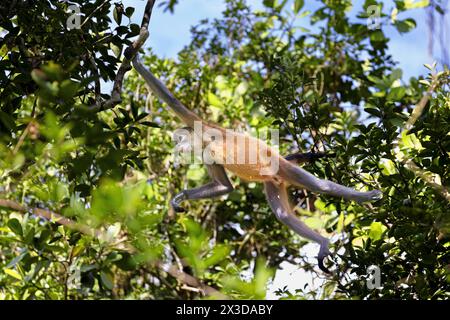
[0, 0, 449, 300]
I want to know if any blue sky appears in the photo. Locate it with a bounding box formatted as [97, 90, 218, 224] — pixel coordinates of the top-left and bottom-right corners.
[122, 0, 436, 81]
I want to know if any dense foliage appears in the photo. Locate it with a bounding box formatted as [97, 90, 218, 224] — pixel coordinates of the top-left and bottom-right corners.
[0, 0, 449, 299]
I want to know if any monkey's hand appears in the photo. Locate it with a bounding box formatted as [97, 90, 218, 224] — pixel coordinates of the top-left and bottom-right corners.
[171, 191, 187, 213]
[317, 240, 332, 274]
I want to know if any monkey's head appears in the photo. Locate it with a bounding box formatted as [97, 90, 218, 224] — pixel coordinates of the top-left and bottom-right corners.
[173, 126, 195, 155]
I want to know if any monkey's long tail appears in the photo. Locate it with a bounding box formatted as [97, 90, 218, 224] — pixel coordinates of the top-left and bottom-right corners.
[132, 55, 202, 128]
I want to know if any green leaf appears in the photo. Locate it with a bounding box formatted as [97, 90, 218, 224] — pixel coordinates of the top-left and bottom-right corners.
[81, 264, 98, 273]
[337, 212, 345, 233]
[41, 62, 64, 81]
[204, 245, 230, 268]
[207, 92, 224, 108]
[367, 75, 384, 86]
[394, 18, 416, 33]
[401, 131, 423, 150]
[364, 107, 382, 117]
[435, 4, 445, 14]
[141, 121, 161, 128]
[6, 250, 28, 268]
[0, 110, 16, 130]
[4, 268, 22, 280]
[113, 6, 122, 25]
[31, 69, 48, 87]
[38, 229, 51, 246]
[187, 166, 205, 181]
[263, 0, 275, 8]
[369, 222, 386, 241]
[24, 227, 35, 245]
[100, 270, 114, 290]
[390, 68, 403, 81]
[59, 79, 79, 100]
[72, 244, 85, 257]
[294, 0, 304, 13]
[344, 214, 355, 226]
[370, 30, 386, 42]
[115, 253, 137, 271]
[322, 281, 337, 299]
[110, 43, 122, 58]
[7, 219, 23, 237]
[380, 158, 397, 175]
[128, 23, 140, 37]
[387, 86, 406, 100]
[125, 7, 135, 18]
[424, 63, 434, 71]
[304, 217, 323, 229]
[405, 0, 430, 9]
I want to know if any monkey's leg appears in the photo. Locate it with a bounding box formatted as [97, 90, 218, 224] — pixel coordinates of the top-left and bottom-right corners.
[279, 160, 382, 203]
[171, 164, 233, 212]
[264, 181, 331, 273]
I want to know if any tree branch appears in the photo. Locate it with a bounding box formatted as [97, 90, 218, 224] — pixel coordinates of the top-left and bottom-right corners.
[0, 198, 227, 299]
[0, 199, 98, 237]
[94, 0, 155, 112]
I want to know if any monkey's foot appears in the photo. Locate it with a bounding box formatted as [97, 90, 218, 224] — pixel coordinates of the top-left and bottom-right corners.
[171, 191, 187, 213]
[368, 190, 383, 201]
[317, 241, 332, 274]
[357, 190, 383, 204]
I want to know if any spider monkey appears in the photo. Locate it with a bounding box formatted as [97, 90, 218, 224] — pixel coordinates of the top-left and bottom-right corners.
[132, 55, 382, 273]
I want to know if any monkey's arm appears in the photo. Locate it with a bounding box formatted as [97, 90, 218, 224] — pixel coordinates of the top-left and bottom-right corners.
[171, 164, 234, 212]
[264, 181, 331, 273]
[132, 55, 202, 127]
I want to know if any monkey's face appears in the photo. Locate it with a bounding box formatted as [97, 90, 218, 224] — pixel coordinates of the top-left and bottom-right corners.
[173, 127, 194, 155]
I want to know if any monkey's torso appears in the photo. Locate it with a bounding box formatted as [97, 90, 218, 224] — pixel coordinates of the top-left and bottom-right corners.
[200, 129, 282, 182]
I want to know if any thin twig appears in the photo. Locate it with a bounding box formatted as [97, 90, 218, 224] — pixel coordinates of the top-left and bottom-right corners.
[393, 72, 450, 202]
[79, 0, 110, 29]
[89, 54, 102, 105]
[94, 0, 155, 112]
[12, 99, 37, 155]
